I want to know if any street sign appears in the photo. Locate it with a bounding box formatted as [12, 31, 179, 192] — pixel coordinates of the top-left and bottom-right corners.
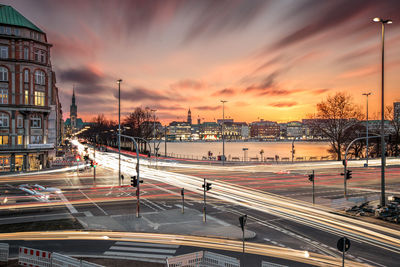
[337, 237, 351, 252]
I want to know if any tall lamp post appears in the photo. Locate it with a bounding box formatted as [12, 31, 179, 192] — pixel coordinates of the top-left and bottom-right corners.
[117, 79, 122, 186]
[151, 109, 157, 155]
[373, 17, 392, 207]
[362, 92, 372, 167]
[221, 100, 227, 166]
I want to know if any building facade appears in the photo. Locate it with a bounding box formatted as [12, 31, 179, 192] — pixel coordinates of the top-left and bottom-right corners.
[394, 102, 400, 122]
[250, 120, 280, 139]
[0, 5, 62, 172]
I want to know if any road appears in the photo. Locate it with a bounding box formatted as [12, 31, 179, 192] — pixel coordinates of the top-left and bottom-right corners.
[1, 141, 400, 266]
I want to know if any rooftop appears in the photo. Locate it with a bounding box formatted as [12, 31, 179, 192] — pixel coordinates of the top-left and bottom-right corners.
[0, 5, 43, 33]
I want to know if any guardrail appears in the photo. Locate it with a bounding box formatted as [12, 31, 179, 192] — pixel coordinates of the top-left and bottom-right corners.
[167, 250, 240, 267]
[0, 243, 9, 262]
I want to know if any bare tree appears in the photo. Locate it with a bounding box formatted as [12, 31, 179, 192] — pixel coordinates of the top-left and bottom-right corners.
[309, 92, 363, 160]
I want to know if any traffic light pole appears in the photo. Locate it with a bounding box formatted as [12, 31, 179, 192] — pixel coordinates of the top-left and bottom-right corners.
[181, 188, 185, 214]
[312, 170, 315, 205]
[344, 135, 382, 198]
[203, 178, 206, 222]
[93, 138, 96, 182]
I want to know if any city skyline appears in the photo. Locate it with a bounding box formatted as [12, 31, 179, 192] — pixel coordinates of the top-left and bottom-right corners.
[3, 0, 400, 123]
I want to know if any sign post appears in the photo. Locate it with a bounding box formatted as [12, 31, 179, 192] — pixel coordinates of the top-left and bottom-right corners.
[181, 188, 185, 214]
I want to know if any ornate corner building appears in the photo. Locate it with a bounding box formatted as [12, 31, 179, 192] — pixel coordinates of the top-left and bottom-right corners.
[0, 5, 63, 172]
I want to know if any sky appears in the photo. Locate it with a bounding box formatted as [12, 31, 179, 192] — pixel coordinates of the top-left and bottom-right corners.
[4, 0, 400, 124]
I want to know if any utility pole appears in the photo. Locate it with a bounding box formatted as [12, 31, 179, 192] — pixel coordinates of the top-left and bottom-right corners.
[93, 136, 96, 182]
[117, 79, 122, 186]
[221, 100, 227, 166]
[362, 93, 372, 167]
[164, 126, 167, 157]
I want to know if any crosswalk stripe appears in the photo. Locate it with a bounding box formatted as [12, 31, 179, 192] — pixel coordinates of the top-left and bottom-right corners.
[104, 251, 172, 259]
[115, 241, 179, 248]
[109, 246, 176, 254]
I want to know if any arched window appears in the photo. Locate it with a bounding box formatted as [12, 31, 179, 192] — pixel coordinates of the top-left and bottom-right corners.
[30, 115, 41, 128]
[0, 113, 9, 127]
[34, 70, 45, 85]
[24, 69, 29, 83]
[0, 67, 8, 81]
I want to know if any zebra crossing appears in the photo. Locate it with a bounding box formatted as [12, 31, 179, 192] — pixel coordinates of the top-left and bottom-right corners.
[103, 241, 179, 261]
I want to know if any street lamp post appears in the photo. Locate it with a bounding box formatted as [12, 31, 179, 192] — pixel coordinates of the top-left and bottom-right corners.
[373, 17, 392, 207]
[151, 109, 157, 165]
[117, 79, 122, 186]
[362, 93, 372, 167]
[221, 100, 227, 166]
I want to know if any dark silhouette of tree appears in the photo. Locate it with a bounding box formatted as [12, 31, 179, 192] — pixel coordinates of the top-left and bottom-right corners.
[309, 92, 363, 160]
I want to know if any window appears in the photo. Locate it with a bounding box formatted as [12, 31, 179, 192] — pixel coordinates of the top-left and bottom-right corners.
[35, 70, 45, 85]
[24, 69, 29, 83]
[30, 135, 42, 144]
[14, 28, 20, 36]
[0, 89, 7, 104]
[34, 91, 45, 106]
[17, 135, 23, 145]
[25, 90, 29, 104]
[0, 26, 11, 35]
[40, 51, 46, 64]
[0, 135, 8, 145]
[0, 46, 8, 59]
[17, 115, 23, 128]
[0, 113, 9, 127]
[30, 116, 41, 128]
[5, 27, 11, 35]
[24, 47, 29, 60]
[34, 50, 39, 61]
[0, 67, 8, 81]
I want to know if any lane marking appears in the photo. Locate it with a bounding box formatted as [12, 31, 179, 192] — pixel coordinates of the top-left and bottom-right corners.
[58, 192, 78, 214]
[104, 251, 173, 259]
[109, 246, 176, 254]
[78, 189, 108, 215]
[115, 241, 179, 248]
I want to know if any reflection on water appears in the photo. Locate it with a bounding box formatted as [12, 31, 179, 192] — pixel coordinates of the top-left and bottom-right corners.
[156, 141, 331, 160]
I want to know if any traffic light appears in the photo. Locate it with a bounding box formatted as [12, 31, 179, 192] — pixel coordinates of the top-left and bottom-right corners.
[131, 176, 137, 187]
[202, 182, 212, 191]
[93, 161, 97, 168]
[147, 152, 151, 158]
[181, 188, 184, 196]
[308, 173, 314, 182]
[84, 155, 89, 161]
[342, 160, 347, 166]
[90, 160, 94, 167]
[76, 155, 80, 161]
[239, 214, 247, 231]
[346, 170, 352, 180]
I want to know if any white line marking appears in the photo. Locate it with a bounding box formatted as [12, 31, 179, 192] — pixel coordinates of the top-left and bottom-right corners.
[79, 189, 108, 215]
[58, 192, 78, 214]
[115, 241, 179, 248]
[109, 246, 176, 254]
[104, 251, 172, 259]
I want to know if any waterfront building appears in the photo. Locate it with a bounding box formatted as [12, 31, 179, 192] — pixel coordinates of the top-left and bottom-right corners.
[0, 5, 62, 172]
[168, 121, 191, 141]
[223, 121, 248, 140]
[286, 121, 303, 139]
[249, 120, 280, 139]
[201, 122, 220, 140]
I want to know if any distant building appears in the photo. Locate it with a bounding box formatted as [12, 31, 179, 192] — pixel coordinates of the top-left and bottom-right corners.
[64, 89, 87, 134]
[187, 108, 192, 125]
[250, 120, 280, 139]
[223, 121, 248, 140]
[0, 4, 62, 172]
[286, 121, 303, 138]
[168, 121, 191, 141]
[201, 122, 220, 140]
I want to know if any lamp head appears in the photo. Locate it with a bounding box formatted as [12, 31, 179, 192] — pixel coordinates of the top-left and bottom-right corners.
[373, 17, 381, 22]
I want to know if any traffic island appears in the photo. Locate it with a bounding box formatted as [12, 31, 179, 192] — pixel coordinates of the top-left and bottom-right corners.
[76, 207, 256, 240]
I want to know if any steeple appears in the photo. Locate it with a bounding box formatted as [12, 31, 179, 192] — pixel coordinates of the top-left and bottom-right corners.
[72, 88, 76, 105]
[187, 108, 192, 125]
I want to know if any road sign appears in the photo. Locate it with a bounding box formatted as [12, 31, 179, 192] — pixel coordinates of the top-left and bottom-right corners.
[337, 237, 351, 252]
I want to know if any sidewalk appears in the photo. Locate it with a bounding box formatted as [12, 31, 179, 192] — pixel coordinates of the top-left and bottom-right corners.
[77, 207, 256, 240]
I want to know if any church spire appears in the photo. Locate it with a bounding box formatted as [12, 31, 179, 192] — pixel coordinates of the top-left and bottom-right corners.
[72, 87, 76, 105]
[187, 107, 192, 125]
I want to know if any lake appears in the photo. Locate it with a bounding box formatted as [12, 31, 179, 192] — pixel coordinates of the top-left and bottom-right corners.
[155, 141, 332, 161]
